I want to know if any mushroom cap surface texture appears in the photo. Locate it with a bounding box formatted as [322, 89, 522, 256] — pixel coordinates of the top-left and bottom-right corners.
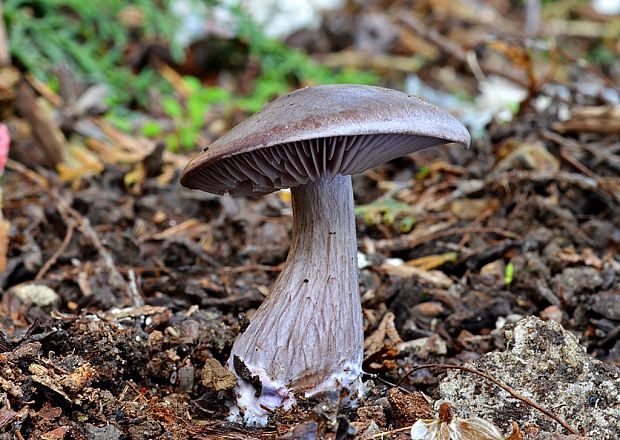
[180, 84, 470, 196]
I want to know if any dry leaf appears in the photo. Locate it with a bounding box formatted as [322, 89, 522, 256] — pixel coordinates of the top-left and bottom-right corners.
[124, 161, 147, 194]
[411, 419, 450, 440]
[449, 198, 499, 220]
[456, 417, 506, 439]
[406, 252, 458, 271]
[151, 219, 211, 241]
[494, 142, 559, 173]
[364, 312, 403, 357]
[0, 407, 17, 432]
[156, 163, 178, 186]
[557, 247, 603, 269]
[86, 137, 144, 164]
[57, 143, 104, 185]
[505, 421, 523, 440]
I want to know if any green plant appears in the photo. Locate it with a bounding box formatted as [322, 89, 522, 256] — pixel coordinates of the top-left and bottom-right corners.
[5, 0, 378, 152]
[232, 6, 378, 112]
[588, 44, 617, 67]
[147, 5, 378, 151]
[505, 262, 514, 288]
[415, 165, 430, 180]
[4, 0, 180, 107]
[355, 199, 417, 233]
[160, 77, 231, 151]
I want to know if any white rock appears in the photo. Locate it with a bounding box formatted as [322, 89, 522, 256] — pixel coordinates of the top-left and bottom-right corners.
[14, 284, 59, 308]
[439, 317, 620, 438]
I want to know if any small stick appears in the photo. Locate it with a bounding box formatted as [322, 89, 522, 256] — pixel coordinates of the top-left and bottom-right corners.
[397, 363, 579, 435]
[127, 269, 145, 308]
[362, 371, 410, 394]
[398, 12, 529, 89]
[35, 221, 75, 280]
[364, 424, 413, 439]
[372, 226, 520, 253]
[558, 147, 596, 178]
[491, 170, 620, 208]
[7, 160, 131, 298]
[540, 130, 596, 178]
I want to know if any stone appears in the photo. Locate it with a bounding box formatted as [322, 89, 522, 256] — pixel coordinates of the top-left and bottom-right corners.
[539, 305, 563, 324]
[589, 291, 620, 321]
[201, 358, 236, 391]
[14, 284, 59, 308]
[551, 267, 603, 307]
[439, 317, 620, 439]
[86, 424, 123, 440]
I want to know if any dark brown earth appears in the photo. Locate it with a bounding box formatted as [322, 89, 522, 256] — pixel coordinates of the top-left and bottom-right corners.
[1, 1, 620, 439]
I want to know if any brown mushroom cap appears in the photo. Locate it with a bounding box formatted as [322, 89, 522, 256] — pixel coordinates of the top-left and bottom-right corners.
[181, 84, 470, 196]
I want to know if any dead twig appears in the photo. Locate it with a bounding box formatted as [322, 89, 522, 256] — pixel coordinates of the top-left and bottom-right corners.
[540, 130, 596, 178]
[373, 226, 520, 253]
[558, 148, 596, 178]
[397, 363, 579, 435]
[6, 159, 131, 298]
[490, 169, 620, 209]
[365, 312, 403, 358]
[362, 371, 411, 394]
[127, 269, 145, 308]
[553, 106, 620, 134]
[364, 424, 413, 439]
[35, 221, 75, 280]
[398, 12, 530, 89]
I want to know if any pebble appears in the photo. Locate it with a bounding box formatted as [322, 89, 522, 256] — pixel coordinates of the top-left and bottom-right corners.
[14, 284, 59, 308]
[86, 424, 123, 440]
[589, 291, 620, 320]
[539, 305, 563, 324]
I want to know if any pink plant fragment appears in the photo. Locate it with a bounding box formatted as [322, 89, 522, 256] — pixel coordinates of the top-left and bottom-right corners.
[0, 123, 10, 176]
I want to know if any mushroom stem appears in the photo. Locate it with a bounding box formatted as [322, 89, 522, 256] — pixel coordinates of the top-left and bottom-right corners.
[229, 174, 363, 423]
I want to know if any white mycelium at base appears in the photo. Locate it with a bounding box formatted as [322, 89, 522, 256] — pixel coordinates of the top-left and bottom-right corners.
[227, 175, 364, 425]
[229, 361, 362, 426]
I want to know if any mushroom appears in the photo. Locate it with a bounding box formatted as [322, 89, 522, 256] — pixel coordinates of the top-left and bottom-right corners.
[180, 84, 470, 424]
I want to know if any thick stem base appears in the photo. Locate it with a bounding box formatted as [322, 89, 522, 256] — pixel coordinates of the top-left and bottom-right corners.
[228, 175, 363, 424]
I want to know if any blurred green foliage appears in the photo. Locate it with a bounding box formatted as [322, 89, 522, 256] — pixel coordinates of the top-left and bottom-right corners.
[232, 7, 377, 113]
[4, 0, 180, 107]
[159, 77, 231, 151]
[588, 43, 617, 66]
[355, 199, 417, 233]
[4, 0, 377, 151]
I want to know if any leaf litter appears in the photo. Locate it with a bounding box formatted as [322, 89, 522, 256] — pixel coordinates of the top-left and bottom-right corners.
[1, 0, 620, 439]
